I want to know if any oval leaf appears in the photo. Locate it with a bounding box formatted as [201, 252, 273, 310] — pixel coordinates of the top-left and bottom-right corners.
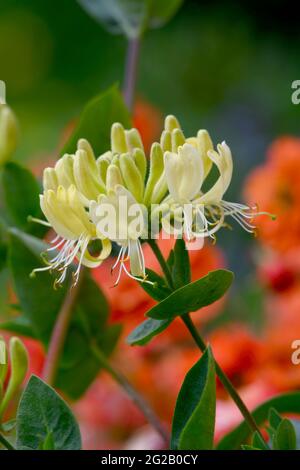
[127, 317, 172, 346]
[171, 346, 216, 450]
[16, 375, 81, 450]
[77, 0, 183, 38]
[217, 392, 300, 450]
[146, 269, 233, 320]
[171, 238, 191, 289]
[62, 85, 130, 156]
[2, 162, 46, 237]
[273, 419, 297, 450]
[139, 268, 172, 301]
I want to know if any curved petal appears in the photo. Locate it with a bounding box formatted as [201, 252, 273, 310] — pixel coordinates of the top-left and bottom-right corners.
[197, 142, 233, 204]
[81, 238, 112, 268]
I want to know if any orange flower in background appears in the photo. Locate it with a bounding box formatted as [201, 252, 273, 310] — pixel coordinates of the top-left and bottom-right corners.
[208, 325, 266, 392]
[245, 136, 300, 252]
[257, 249, 300, 293]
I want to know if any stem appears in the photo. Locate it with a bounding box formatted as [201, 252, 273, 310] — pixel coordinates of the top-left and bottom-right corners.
[42, 270, 85, 385]
[148, 239, 264, 439]
[147, 239, 174, 289]
[91, 345, 170, 446]
[182, 313, 263, 437]
[0, 433, 15, 450]
[123, 38, 140, 111]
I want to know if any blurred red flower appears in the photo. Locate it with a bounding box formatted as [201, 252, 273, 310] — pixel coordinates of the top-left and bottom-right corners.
[245, 137, 300, 252]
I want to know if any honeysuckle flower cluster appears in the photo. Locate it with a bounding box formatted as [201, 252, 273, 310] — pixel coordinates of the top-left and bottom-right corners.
[33, 115, 269, 286]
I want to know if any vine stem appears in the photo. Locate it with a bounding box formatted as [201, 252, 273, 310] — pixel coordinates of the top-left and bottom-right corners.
[0, 432, 15, 450]
[123, 37, 140, 111]
[42, 265, 169, 443]
[92, 345, 170, 446]
[42, 269, 85, 385]
[147, 239, 174, 288]
[147, 239, 264, 439]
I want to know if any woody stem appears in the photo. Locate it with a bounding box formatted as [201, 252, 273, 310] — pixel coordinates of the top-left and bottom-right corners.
[123, 37, 140, 112]
[147, 239, 265, 440]
[42, 269, 85, 385]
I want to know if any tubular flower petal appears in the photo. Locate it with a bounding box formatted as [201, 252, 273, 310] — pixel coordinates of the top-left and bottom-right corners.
[164, 143, 204, 202]
[90, 185, 150, 285]
[33, 185, 111, 286]
[161, 115, 272, 240]
[73, 149, 106, 202]
[144, 142, 168, 206]
[110, 122, 147, 180]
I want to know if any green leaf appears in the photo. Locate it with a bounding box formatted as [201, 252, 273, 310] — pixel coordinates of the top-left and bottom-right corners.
[127, 318, 172, 346]
[171, 238, 191, 289]
[16, 375, 81, 450]
[1, 162, 46, 237]
[62, 85, 130, 156]
[8, 228, 120, 399]
[171, 347, 216, 450]
[217, 392, 300, 450]
[273, 419, 297, 450]
[128, 268, 173, 345]
[77, 0, 183, 39]
[269, 407, 282, 431]
[0, 315, 36, 338]
[146, 269, 234, 320]
[252, 431, 269, 450]
[139, 268, 172, 301]
[41, 432, 55, 450]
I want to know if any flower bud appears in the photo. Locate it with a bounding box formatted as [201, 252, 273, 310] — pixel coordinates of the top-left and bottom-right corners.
[43, 167, 58, 191]
[0, 104, 18, 164]
[160, 130, 172, 152]
[111, 123, 127, 154]
[171, 128, 185, 152]
[74, 149, 105, 201]
[197, 129, 213, 177]
[119, 153, 144, 202]
[0, 337, 28, 420]
[144, 143, 165, 206]
[125, 128, 144, 152]
[97, 156, 111, 183]
[133, 148, 147, 182]
[55, 154, 75, 188]
[77, 138, 98, 173]
[106, 164, 123, 192]
[165, 114, 181, 132]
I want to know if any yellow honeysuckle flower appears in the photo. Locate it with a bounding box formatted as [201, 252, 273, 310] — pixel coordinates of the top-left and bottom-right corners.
[32, 185, 111, 286]
[90, 185, 150, 285]
[161, 115, 271, 240]
[43, 139, 106, 207]
[107, 123, 167, 207]
[34, 117, 272, 287]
